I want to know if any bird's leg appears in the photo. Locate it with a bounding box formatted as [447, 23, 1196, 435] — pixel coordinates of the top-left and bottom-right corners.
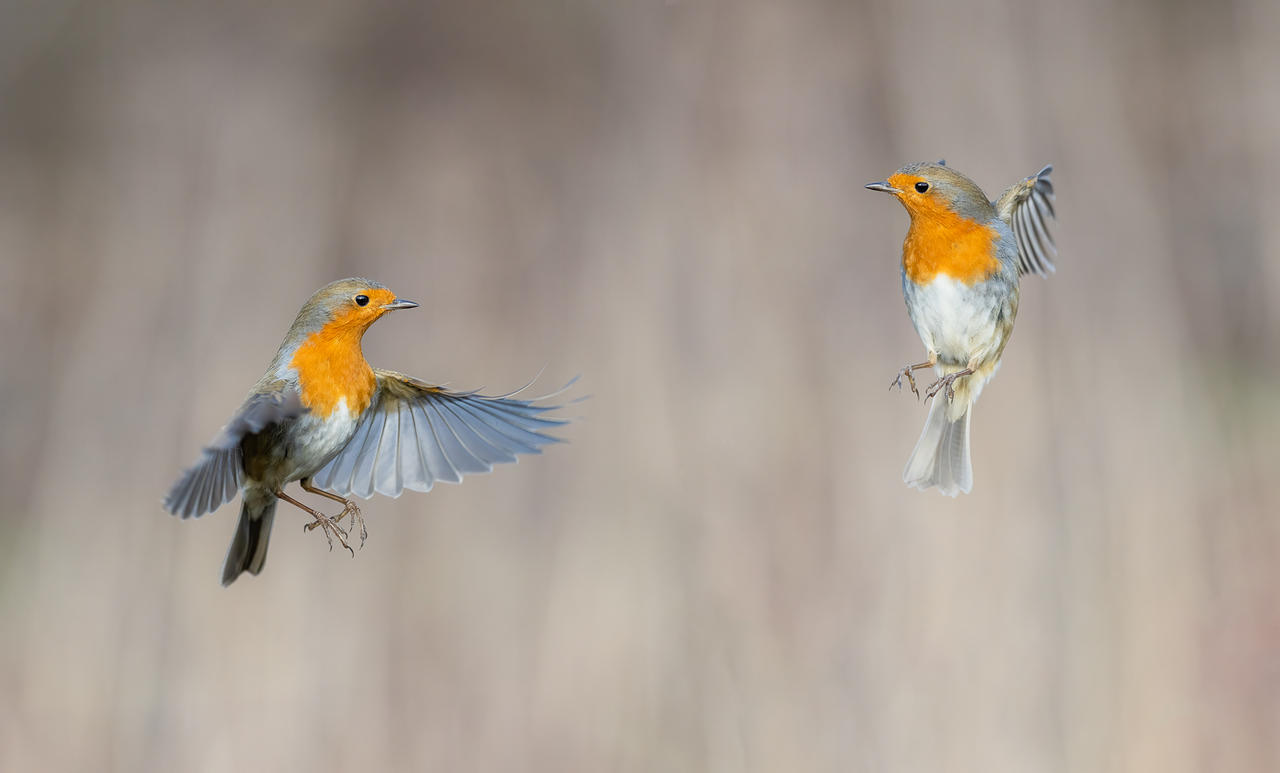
[276, 489, 354, 557]
[924, 366, 975, 403]
[891, 353, 937, 399]
[301, 478, 367, 549]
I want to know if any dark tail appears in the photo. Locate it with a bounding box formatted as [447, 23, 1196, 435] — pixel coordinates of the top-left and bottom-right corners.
[222, 495, 277, 586]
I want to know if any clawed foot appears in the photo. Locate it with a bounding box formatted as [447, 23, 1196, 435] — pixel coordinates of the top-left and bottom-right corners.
[890, 367, 921, 399]
[331, 501, 367, 549]
[924, 372, 964, 402]
[304, 511, 354, 556]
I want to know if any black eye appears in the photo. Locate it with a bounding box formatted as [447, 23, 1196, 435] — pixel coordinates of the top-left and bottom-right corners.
[354, 294, 369, 307]
[915, 181, 930, 193]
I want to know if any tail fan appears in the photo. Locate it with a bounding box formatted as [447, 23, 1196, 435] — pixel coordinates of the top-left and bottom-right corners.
[903, 397, 973, 496]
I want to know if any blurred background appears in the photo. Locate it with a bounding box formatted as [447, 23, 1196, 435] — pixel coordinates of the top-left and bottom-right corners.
[2, 0, 1278, 771]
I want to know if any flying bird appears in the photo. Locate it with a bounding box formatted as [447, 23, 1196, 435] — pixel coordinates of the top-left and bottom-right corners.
[164, 278, 573, 584]
[866, 162, 1057, 495]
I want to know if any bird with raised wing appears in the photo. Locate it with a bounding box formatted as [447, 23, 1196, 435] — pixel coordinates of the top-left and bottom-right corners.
[866, 161, 1057, 496]
[164, 278, 573, 585]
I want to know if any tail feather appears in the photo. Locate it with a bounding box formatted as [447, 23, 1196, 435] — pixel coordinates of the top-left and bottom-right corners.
[222, 495, 276, 586]
[903, 397, 973, 496]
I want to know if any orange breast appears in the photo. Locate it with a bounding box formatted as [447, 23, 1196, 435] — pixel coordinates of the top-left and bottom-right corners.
[902, 210, 1000, 285]
[288, 323, 377, 418]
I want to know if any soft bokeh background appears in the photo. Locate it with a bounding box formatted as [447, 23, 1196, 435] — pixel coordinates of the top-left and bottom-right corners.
[2, 1, 1278, 771]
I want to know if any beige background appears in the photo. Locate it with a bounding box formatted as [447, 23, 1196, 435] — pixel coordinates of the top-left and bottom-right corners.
[2, 1, 1278, 771]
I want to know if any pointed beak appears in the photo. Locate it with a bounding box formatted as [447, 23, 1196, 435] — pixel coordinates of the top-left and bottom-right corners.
[382, 298, 419, 311]
[864, 181, 902, 194]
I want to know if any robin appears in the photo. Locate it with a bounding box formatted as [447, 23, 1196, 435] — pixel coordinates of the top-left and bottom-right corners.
[164, 277, 572, 585]
[866, 161, 1057, 496]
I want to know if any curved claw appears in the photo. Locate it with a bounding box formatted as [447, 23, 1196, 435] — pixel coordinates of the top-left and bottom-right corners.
[332, 501, 367, 549]
[890, 368, 921, 399]
[303, 512, 353, 555]
[923, 370, 970, 403]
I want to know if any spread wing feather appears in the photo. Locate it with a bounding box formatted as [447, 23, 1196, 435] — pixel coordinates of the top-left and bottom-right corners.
[310, 370, 572, 499]
[995, 164, 1058, 277]
[163, 385, 304, 518]
[430, 399, 520, 466]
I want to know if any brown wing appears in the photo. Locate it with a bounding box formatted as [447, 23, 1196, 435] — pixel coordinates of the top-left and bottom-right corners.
[995, 164, 1057, 277]
[163, 384, 304, 518]
[309, 370, 574, 499]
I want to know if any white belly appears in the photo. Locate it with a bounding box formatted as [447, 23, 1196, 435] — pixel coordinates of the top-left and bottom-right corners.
[907, 276, 1004, 365]
[281, 397, 361, 482]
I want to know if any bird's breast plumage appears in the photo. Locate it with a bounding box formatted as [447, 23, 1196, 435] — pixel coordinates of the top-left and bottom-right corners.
[241, 396, 365, 490]
[287, 322, 378, 419]
[901, 210, 1002, 286]
[288, 397, 364, 475]
[903, 274, 1015, 368]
